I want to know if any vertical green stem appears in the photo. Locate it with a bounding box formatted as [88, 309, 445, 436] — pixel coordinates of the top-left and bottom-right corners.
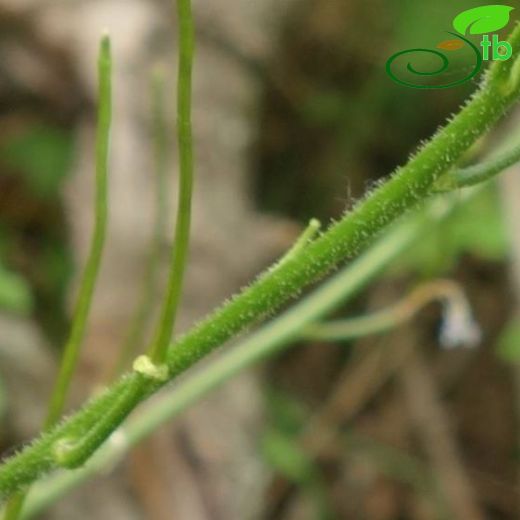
[110, 67, 169, 377]
[53, 2, 196, 466]
[1, 34, 112, 520]
[44, 33, 112, 428]
[149, 0, 195, 364]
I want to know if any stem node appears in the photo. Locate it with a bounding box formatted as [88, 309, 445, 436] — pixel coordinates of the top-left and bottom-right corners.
[133, 355, 169, 382]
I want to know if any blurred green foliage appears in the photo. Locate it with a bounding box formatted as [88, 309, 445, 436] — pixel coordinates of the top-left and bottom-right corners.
[264, 386, 308, 436]
[0, 125, 74, 199]
[0, 258, 32, 315]
[0, 122, 73, 341]
[394, 185, 508, 276]
[0, 376, 6, 423]
[261, 428, 314, 484]
[497, 317, 520, 363]
[261, 387, 311, 478]
[261, 386, 332, 518]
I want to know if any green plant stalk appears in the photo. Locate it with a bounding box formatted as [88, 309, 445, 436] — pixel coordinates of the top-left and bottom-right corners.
[436, 138, 520, 191]
[1, 34, 112, 520]
[45, 34, 112, 428]
[303, 280, 465, 341]
[275, 218, 321, 268]
[149, 0, 194, 364]
[110, 68, 169, 377]
[19, 199, 443, 518]
[19, 193, 477, 517]
[39, 220, 324, 469]
[2, 25, 520, 499]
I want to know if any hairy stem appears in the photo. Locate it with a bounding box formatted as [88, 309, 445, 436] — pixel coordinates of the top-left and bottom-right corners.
[149, 0, 194, 364]
[19, 192, 477, 517]
[2, 24, 520, 501]
[18, 197, 447, 517]
[1, 33, 112, 520]
[275, 218, 321, 268]
[436, 138, 520, 191]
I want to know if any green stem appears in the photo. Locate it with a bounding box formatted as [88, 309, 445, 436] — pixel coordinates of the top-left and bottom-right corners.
[149, 0, 194, 364]
[303, 280, 466, 341]
[2, 25, 520, 500]
[19, 193, 474, 518]
[1, 33, 112, 520]
[436, 139, 520, 191]
[110, 67, 169, 378]
[44, 34, 112, 428]
[16, 200, 434, 517]
[275, 218, 321, 268]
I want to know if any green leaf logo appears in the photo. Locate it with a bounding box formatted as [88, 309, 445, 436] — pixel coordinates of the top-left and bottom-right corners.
[453, 5, 514, 35]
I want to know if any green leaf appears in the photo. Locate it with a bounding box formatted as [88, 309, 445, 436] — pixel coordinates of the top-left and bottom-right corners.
[453, 5, 514, 35]
[497, 317, 520, 363]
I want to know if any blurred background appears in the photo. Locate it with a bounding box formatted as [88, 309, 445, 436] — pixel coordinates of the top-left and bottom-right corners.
[2, 0, 520, 518]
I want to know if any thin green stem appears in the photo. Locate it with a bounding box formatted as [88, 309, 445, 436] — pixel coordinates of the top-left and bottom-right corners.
[19, 194, 474, 518]
[110, 67, 169, 378]
[274, 218, 321, 269]
[303, 280, 467, 341]
[436, 139, 520, 191]
[149, 0, 194, 364]
[16, 202, 430, 518]
[44, 34, 112, 428]
[2, 25, 520, 500]
[1, 33, 112, 520]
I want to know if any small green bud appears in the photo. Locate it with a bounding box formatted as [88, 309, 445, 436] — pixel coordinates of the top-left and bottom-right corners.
[133, 355, 169, 382]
